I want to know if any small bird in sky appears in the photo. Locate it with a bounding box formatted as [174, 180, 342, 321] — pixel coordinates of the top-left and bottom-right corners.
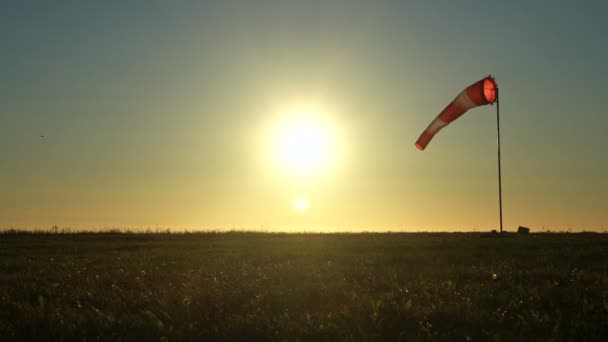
[40, 135, 45, 138]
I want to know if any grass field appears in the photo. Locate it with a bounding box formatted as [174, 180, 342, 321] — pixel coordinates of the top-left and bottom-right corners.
[1, 232, 607, 341]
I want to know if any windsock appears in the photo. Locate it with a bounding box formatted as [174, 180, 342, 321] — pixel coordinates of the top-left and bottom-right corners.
[415, 76, 498, 150]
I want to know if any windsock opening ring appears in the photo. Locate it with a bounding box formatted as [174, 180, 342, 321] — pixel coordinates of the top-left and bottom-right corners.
[483, 77, 498, 104]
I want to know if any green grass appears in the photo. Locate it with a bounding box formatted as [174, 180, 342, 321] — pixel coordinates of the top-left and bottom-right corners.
[1, 232, 607, 340]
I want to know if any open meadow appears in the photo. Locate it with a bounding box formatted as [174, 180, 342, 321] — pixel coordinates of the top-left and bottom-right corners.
[1, 232, 607, 340]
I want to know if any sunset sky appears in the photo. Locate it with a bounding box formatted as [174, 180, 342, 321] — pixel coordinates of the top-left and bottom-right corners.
[1, 1, 607, 231]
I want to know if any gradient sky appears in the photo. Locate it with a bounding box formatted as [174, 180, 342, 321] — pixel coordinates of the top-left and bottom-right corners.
[1, 0, 607, 231]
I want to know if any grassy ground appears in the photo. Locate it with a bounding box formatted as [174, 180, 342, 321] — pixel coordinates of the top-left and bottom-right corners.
[1, 232, 607, 341]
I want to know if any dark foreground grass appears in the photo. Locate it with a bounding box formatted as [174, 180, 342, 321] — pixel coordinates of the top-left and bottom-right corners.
[1, 232, 607, 341]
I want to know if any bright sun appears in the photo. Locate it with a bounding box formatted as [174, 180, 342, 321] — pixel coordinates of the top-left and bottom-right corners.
[273, 109, 335, 176]
[293, 196, 309, 212]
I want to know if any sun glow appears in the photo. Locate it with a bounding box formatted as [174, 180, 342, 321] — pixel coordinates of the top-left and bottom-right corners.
[273, 109, 336, 176]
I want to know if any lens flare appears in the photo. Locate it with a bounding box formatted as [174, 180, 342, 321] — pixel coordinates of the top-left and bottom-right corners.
[293, 196, 309, 212]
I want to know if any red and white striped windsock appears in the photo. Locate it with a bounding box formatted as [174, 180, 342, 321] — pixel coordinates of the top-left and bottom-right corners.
[415, 76, 498, 150]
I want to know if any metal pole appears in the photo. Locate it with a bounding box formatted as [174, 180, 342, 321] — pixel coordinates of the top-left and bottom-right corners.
[496, 88, 503, 233]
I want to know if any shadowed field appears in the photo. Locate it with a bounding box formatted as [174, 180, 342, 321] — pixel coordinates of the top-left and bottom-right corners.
[1, 232, 607, 340]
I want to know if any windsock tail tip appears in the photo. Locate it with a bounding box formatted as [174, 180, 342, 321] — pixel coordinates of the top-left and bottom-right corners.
[415, 131, 433, 151]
